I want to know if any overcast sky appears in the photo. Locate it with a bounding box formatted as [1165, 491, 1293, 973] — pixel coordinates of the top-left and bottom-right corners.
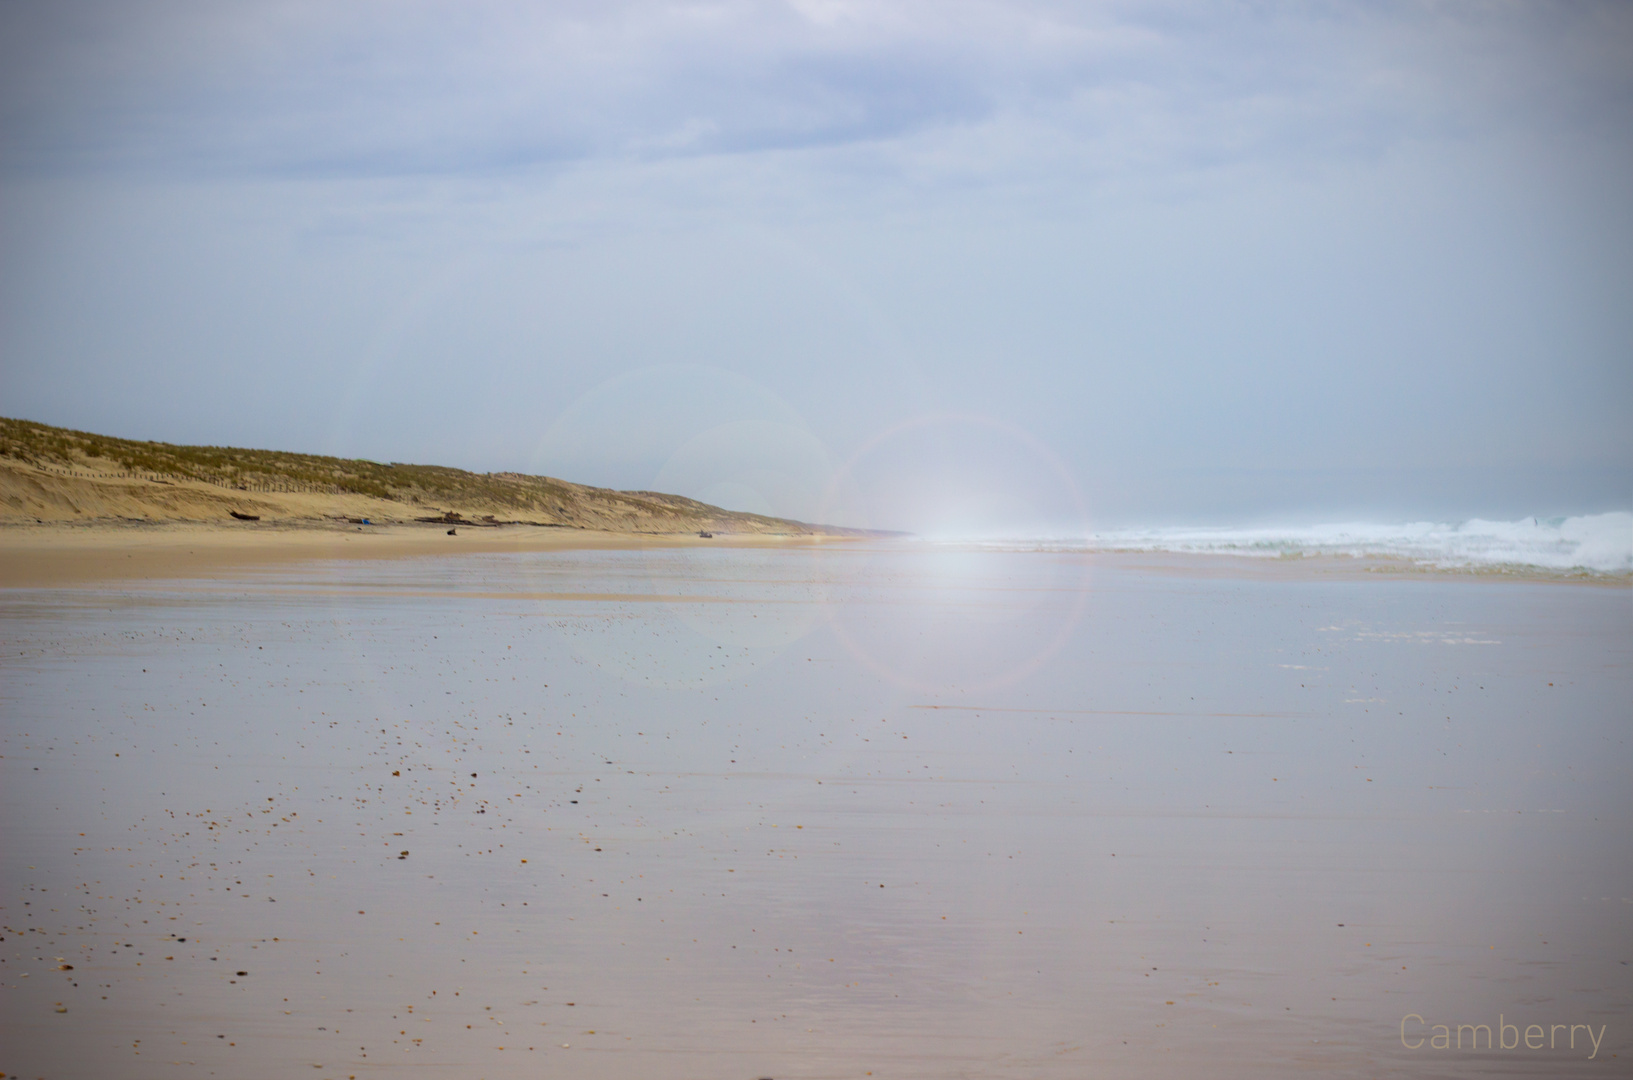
[2, 1, 1629, 532]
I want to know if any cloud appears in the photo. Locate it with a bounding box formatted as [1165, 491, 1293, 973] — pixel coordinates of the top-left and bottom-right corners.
[2, 3, 1628, 525]
[5, 1, 1627, 183]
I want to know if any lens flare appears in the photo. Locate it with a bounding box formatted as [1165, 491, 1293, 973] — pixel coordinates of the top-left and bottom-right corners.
[815, 413, 1094, 693]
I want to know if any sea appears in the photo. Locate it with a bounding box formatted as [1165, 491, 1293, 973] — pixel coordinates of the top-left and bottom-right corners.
[961, 511, 1633, 574]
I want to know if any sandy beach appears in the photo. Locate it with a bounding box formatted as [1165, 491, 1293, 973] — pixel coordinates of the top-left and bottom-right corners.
[6, 2, 1627, 1075]
[5, 519, 1619, 591]
[0, 521, 846, 589]
[2, 535, 1627, 1078]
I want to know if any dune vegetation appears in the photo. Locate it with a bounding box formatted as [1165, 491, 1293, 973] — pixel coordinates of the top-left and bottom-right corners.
[0, 416, 856, 534]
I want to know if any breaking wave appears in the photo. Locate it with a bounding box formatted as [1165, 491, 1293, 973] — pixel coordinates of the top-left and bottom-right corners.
[986, 513, 1633, 574]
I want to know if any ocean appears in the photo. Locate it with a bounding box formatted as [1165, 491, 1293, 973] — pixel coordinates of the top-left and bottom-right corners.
[960, 512, 1633, 574]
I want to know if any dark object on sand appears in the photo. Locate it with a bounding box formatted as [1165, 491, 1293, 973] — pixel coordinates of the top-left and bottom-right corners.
[698, 530, 713, 538]
[419, 510, 504, 527]
[447, 528, 457, 535]
[229, 511, 260, 521]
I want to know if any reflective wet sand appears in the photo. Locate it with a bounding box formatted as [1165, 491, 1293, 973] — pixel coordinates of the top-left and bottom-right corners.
[2, 544, 1628, 1077]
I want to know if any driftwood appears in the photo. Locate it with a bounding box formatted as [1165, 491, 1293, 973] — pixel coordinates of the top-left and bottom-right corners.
[414, 510, 530, 528]
[229, 511, 260, 521]
[418, 511, 495, 526]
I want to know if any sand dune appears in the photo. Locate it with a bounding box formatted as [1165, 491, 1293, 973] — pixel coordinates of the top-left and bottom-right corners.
[0, 416, 862, 535]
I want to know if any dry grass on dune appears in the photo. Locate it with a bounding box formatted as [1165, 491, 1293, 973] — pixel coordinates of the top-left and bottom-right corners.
[0, 416, 859, 534]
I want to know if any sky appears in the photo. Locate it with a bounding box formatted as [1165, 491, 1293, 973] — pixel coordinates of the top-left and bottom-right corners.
[1, 1, 1630, 534]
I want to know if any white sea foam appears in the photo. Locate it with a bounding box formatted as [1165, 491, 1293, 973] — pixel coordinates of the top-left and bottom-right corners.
[965, 513, 1633, 574]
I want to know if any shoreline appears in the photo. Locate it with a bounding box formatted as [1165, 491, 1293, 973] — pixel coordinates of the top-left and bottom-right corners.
[0, 519, 855, 588]
[2, 519, 1624, 589]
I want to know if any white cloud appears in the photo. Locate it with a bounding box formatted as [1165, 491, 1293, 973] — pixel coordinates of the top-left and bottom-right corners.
[5, 1, 1626, 185]
[2, 2, 1629, 525]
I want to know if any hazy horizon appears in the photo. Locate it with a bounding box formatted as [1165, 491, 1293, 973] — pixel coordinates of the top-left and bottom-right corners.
[2, 2, 1630, 534]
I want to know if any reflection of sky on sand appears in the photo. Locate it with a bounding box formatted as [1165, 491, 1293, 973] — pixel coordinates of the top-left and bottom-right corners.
[2, 553, 1628, 1078]
[813, 542, 1093, 693]
[288, 547, 830, 694]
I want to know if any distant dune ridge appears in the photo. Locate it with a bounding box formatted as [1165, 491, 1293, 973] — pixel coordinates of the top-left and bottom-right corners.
[0, 416, 866, 535]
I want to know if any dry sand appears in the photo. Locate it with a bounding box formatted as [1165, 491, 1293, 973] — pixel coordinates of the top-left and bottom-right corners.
[0, 441, 858, 539]
[0, 457, 408, 525]
[0, 520, 848, 589]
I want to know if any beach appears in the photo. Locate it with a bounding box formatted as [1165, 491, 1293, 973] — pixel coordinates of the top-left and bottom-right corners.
[0, 521, 837, 589]
[6, 2, 1626, 1073]
[1, 534, 1627, 1078]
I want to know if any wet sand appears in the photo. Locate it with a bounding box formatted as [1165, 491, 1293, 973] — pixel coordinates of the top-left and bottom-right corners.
[1, 542, 1628, 1077]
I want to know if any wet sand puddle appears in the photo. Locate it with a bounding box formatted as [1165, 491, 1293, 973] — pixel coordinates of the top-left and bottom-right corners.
[2, 545, 1628, 1077]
